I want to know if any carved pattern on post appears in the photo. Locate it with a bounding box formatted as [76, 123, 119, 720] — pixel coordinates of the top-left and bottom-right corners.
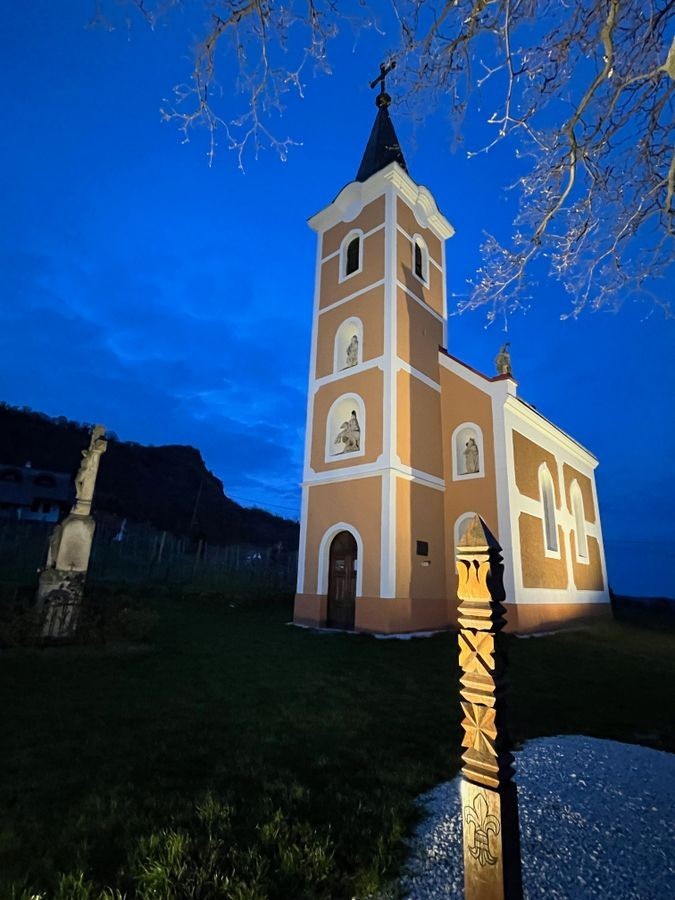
[456, 515, 523, 900]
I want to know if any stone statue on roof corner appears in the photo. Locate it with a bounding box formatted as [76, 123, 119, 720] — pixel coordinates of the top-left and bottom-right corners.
[495, 343, 512, 376]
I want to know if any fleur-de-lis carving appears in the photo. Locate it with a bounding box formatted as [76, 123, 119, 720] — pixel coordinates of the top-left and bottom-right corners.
[464, 791, 500, 867]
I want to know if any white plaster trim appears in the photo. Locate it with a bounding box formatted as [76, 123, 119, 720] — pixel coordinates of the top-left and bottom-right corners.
[337, 229, 364, 283]
[396, 223, 442, 271]
[380, 471, 397, 598]
[296, 485, 309, 593]
[321, 222, 385, 264]
[393, 464, 445, 490]
[302, 465, 383, 487]
[539, 462, 561, 559]
[381, 164, 455, 239]
[318, 278, 386, 316]
[515, 489, 603, 542]
[333, 316, 363, 374]
[308, 163, 454, 240]
[313, 356, 384, 392]
[325, 393, 366, 464]
[378, 184, 399, 599]
[589, 473, 610, 600]
[441, 227, 448, 349]
[383, 185, 398, 468]
[495, 398, 519, 607]
[410, 232, 430, 287]
[303, 462, 444, 492]
[397, 281, 445, 324]
[505, 401, 608, 596]
[513, 587, 610, 606]
[505, 395, 597, 468]
[451, 421, 486, 481]
[570, 480, 589, 564]
[317, 522, 364, 597]
[396, 360, 441, 392]
[439, 352, 517, 399]
[309, 179, 386, 234]
[301, 229, 323, 482]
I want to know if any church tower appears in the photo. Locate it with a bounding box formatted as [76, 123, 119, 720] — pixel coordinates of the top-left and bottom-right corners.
[294, 81, 455, 633]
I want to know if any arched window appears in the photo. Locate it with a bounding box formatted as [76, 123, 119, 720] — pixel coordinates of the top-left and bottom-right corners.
[412, 234, 429, 284]
[539, 464, 558, 553]
[340, 230, 363, 281]
[452, 423, 484, 480]
[334, 317, 363, 372]
[325, 394, 365, 462]
[571, 481, 588, 561]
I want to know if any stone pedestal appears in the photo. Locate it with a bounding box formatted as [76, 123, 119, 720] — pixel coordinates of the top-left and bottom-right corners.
[36, 425, 106, 640]
[37, 513, 96, 639]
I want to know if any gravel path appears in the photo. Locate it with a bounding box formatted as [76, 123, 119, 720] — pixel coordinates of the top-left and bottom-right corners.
[398, 736, 675, 899]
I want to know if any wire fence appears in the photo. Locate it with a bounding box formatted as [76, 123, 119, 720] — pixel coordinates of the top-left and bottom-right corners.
[0, 519, 298, 605]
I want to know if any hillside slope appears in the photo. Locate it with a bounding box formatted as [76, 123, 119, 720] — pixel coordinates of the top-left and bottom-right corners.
[0, 404, 298, 548]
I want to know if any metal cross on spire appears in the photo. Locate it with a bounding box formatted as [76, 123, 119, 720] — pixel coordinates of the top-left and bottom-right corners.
[369, 59, 396, 108]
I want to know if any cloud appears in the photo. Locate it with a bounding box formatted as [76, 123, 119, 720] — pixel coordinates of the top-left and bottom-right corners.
[0, 243, 307, 517]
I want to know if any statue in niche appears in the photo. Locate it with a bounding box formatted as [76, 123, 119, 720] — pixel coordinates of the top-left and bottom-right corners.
[335, 410, 361, 453]
[463, 437, 480, 474]
[494, 342, 512, 376]
[74, 425, 107, 507]
[345, 334, 359, 368]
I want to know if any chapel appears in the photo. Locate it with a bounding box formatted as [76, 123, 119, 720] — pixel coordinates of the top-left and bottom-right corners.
[293, 78, 610, 634]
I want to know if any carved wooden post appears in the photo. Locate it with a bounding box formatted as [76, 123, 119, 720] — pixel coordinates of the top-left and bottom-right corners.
[456, 515, 523, 900]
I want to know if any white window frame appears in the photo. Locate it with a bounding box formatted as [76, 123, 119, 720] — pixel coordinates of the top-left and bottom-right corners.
[571, 480, 589, 563]
[339, 229, 364, 283]
[538, 463, 560, 558]
[451, 422, 485, 481]
[325, 393, 366, 463]
[411, 233, 429, 286]
[333, 317, 363, 373]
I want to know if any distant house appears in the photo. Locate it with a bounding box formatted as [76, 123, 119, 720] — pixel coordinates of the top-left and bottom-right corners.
[0, 464, 73, 522]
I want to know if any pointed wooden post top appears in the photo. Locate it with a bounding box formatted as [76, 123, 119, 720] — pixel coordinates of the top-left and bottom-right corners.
[457, 515, 501, 552]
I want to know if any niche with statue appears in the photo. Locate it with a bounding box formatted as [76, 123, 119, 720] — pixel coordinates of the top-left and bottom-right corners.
[453, 423, 484, 479]
[326, 395, 365, 460]
[334, 318, 362, 372]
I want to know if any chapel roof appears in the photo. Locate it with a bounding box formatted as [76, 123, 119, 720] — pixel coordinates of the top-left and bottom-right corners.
[355, 91, 408, 182]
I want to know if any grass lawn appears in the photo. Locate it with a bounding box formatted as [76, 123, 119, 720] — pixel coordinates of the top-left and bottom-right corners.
[1, 593, 674, 899]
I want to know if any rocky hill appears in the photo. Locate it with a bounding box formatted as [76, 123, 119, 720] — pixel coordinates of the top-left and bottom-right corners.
[0, 403, 299, 548]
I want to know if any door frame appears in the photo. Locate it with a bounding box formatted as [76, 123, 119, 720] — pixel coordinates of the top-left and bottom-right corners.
[317, 522, 363, 597]
[326, 530, 358, 630]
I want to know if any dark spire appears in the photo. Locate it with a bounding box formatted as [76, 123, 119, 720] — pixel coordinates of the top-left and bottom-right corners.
[355, 61, 408, 183]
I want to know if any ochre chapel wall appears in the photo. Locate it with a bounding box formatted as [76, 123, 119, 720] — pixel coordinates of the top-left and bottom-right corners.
[315, 286, 385, 379]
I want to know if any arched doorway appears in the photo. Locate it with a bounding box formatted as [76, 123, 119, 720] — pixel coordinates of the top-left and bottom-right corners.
[326, 530, 357, 630]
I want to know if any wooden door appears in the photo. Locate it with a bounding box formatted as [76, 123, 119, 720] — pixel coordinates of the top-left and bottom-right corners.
[327, 531, 357, 630]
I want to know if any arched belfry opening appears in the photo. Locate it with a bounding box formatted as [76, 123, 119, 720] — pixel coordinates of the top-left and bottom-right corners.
[326, 530, 357, 630]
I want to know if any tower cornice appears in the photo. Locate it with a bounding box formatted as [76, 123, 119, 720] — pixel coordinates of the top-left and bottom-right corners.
[308, 162, 454, 242]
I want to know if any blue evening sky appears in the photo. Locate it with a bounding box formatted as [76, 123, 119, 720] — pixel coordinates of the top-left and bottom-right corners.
[1, 3, 673, 595]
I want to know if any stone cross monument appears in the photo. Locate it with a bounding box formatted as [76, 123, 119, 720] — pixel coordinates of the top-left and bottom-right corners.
[456, 515, 523, 900]
[37, 425, 107, 639]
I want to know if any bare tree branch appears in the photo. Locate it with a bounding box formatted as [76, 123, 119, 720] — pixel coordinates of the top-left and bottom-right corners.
[97, 0, 675, 316]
